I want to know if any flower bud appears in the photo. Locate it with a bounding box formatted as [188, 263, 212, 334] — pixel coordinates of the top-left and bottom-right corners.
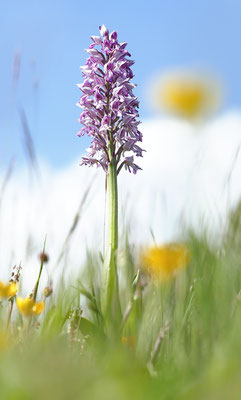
[39, 252, 49, 263]
[99, 24, 109, 37]
[43, 286, 53, 298]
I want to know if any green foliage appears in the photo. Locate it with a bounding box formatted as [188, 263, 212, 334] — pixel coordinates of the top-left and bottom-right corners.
[1, 206, 241, 399]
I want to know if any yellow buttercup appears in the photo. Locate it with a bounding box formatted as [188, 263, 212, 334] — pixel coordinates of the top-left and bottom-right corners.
[141, 243, 190, 282]
[16, 297, 45, 317]
[0, 281, 18, 299]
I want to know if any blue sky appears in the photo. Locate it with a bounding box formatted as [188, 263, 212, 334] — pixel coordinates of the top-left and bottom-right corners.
[1, 0, 241, 168]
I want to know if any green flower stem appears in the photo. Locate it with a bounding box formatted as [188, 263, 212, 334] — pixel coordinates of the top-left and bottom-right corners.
[101, 150, 121, 325]
[107, 158, 118, 254]
[6, 299, 14, 331]
[33, 238, 47, 302]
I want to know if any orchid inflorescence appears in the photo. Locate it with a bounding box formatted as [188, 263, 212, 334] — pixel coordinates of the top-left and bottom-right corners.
[77, 24, 144, 175]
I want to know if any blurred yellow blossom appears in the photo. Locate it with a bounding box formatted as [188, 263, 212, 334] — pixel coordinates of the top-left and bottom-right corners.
[150, 70, 222, 120]
[141, 243, 190, 282]
[16, 297, 45, 317]
[122, 336, 136, 349]
[0, 281, 18, 299]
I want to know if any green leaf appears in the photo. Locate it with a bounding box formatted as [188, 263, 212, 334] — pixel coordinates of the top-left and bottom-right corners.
[78, 317, 96, 336]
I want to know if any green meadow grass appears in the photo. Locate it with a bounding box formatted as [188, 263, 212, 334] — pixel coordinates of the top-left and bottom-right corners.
[0, 200, 241, 400]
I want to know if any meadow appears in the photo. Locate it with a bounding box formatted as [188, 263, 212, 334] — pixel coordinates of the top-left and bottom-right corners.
[1, 147, 241, 399]
[0, 204, 241, 400]
[1, 23, 241, 400]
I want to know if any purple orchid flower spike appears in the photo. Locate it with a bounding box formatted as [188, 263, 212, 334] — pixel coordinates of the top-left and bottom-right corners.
[77, 24, 144, 175]
[76, 25, 144, 324]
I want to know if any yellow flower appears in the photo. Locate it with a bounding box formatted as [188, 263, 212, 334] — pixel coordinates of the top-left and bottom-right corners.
[16, 297, 45, 317]
[122, 336, 135, 349]
[0, 281, 18, 299]
[150, 70, 221, 120]
[141, 243, 190, 282]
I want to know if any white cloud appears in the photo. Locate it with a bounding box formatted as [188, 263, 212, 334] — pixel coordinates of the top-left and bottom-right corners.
[1, 111, 241, 293]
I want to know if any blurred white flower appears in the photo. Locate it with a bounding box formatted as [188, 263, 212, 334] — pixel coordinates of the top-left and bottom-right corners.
[149, 69, 223, 121]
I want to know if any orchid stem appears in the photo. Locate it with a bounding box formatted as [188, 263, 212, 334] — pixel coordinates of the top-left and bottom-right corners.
[108, 159, 118, 255]
[101, 154, 121, 325]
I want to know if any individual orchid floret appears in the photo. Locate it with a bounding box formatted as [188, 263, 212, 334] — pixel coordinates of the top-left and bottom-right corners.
[77, 24, 144, 175]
